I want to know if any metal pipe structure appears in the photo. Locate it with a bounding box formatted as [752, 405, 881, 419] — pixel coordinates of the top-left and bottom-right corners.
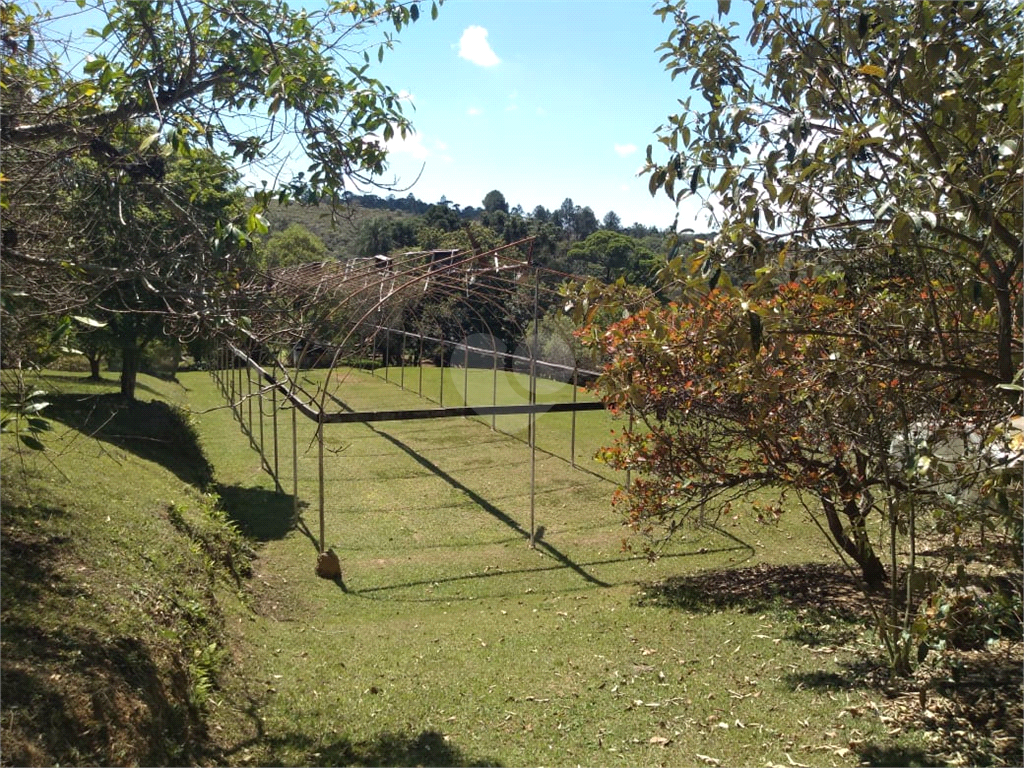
[491, 333, 498, 432]
[317, 421, 325, 553]
[418, 332, 424, 397]
[571, 365, 578, 469]
[463, 336, 469, 410]
[272, 385, 280, 491]
[529, 278, 539, 548]
[292, 402, 299, 522]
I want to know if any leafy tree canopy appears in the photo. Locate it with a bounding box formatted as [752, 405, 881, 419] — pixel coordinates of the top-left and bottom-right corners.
[572, 0, 1023, 671]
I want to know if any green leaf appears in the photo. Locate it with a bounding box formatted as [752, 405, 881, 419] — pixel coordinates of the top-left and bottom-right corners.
[410, 3, 419, 22]
[431, 2, 439, 20]
[138, 132, 162, 152]
[717, 0, 730, 15]
[22, 401, 51, 414]
[73, 315, 108, 328]
[858, 64, 886, 78]
[27, 417, 52, 432]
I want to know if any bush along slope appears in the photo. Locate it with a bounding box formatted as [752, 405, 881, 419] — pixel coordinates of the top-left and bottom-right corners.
[0, 374, 253, 767]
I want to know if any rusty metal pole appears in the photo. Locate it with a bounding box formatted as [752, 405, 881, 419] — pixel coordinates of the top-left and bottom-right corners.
[626, 412, 634, 489]
[258, 376, 266, 469]
[292, 401, 298, 521]
[318, 420, 326, 553]
[246, 365, 253, 435]
[418, 332, 424, 397]
[529, 277, 539, 548]
[491, 333, 498, 431]
[571, 365, 578, 469]
[439, 339, 445, 406]
[399, 330, 406, 391]
[272, 385, 280, 491]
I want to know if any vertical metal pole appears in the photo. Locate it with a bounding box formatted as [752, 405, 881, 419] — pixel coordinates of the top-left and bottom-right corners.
[571, 365, 578, 469]
[491, 333, 498, 431]
[625, 412, 634, 489]
[418, 332, 424, 397]
[529, 277, 539, 548]
[529, 278, 539, 447]
[399, 331, 406, 391]
[272, 386, 280, 491]
[371, 332, 377, 378]
[439, 339, 445, 406]
[258, 375, 265, 468]
[246, 365, 253, 435]
[318, 420, 326, 553]
[292, 401, 298, 522]
[384, 328, 390, 383]
[463, 336, 469, 409]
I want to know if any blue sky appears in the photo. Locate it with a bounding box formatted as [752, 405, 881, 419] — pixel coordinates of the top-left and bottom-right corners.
[36, 0, 713, 230]
[361, 0, 709, 229]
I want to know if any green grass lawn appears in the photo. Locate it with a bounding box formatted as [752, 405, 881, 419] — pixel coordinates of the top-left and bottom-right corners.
[180, 365, 932, 767]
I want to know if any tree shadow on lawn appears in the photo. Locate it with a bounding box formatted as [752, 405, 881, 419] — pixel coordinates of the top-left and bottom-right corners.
[638, 561, 869, 654]
[215, 682, 500, 767]
[246, 728, 501, 767]
[215, 483, 299, 541]
[45, 393, 215, 489]
[637, 561, 868, 623]
[350, 543, 754, 603]
[0, 503, 206, 767]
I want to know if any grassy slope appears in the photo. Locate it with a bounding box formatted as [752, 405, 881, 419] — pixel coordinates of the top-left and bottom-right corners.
[187, 366, 931, 767]
[0, 372, 250, 767]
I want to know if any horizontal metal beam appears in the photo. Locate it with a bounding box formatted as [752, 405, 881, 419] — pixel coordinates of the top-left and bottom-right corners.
[225, 340, 607, 425]
[322, 400, 606, 425]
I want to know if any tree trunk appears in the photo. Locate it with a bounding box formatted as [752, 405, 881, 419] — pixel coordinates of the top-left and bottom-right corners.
[87, 353, 102, 380]
[120, 344, 139, 399]
[821, 494, 888, 591]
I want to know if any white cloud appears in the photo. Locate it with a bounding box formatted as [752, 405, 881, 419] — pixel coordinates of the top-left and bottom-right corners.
[614, 143, 637, 157]
[458, 26, 500, 67]
[467, 106, 482, 116]
[384, 128, 430, 161]
[397, 89, 415, 103]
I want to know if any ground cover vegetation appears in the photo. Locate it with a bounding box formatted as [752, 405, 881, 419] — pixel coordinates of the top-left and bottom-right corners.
[567, 0, 1022, 677]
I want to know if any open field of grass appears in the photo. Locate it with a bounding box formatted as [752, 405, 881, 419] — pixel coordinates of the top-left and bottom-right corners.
[4, 367, 1018, 767]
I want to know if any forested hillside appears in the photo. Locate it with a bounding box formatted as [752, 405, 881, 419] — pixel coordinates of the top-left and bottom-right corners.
[257, 191, 705, 287]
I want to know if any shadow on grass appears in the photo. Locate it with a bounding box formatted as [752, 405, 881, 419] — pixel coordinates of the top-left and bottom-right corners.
[214, 676, 498, 766]
[0, 508, 205, 767]
[352, 543, 753, 602]
[32, 372, 165, 397]
[215, 484, 298, 541]
[637, 561, 868, 621]
[364, 423, 612, 588]
[45, 393, 214, 489]
[264, 729, 499, 767]
[856, 742, 931, 767]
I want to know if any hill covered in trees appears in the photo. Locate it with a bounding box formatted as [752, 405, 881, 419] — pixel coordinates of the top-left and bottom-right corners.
[258, 190, 707, 287]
